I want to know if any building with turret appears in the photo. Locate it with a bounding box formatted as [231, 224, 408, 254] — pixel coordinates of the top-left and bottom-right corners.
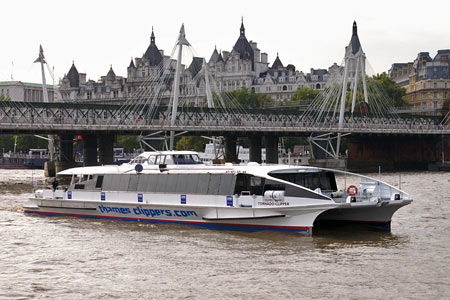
[389, 50, 450, 113]
[58, 28, 206, 106]
[59, 63, 126, 102]
[209, 20, 336, 103]
[57, 20, 336, 105]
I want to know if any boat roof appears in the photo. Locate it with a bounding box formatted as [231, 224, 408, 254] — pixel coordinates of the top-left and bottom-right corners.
[135, 151, 200, 157]
[58, 161, 333, 177]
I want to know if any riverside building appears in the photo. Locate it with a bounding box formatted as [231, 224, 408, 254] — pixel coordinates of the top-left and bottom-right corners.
[57, 20, 336, 105]
[389, 50, 450, 114]
[0, 81, 55, 102]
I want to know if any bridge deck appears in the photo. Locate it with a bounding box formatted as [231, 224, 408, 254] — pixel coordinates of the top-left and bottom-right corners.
[0, 103, 448, 135]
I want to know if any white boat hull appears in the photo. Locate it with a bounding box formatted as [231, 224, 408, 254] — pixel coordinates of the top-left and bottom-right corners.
[24, 151, 412, 235]
[24, 197, 339, 235]
[314, 199, 412, 230]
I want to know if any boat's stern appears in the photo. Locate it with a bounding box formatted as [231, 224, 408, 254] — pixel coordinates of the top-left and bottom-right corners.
[314, 175, 412, 230]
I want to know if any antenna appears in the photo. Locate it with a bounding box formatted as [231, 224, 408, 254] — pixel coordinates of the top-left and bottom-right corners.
[10, 61, 14, 80]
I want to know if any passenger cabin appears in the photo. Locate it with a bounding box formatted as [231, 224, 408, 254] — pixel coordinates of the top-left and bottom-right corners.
[67, 167, 333, 201]
[129, 152, 204, 166]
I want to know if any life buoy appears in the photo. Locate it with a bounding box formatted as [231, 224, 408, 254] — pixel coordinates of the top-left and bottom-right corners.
[347, 185, 358, 196]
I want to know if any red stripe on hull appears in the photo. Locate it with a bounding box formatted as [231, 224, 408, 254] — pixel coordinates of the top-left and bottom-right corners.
[24, 209, 310, 232]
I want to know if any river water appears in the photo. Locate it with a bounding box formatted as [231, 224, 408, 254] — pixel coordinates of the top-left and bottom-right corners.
[0, 169, 449, 299]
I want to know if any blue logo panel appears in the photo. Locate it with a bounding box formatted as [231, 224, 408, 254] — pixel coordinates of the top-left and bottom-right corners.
[138, 193, 143, 203]
[181, 195, 186, 204]
[67, 191, 72, 200]
[226, 196, 233, 207]
[101, 192, 106, 201]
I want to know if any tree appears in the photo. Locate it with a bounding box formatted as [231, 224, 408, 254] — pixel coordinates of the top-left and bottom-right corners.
[0, 136, 15, 152]
[115, 136, 140, 152]
[0, 135, 48, 153]
[221, 87, 273, 109]
[15, 136, 48, 152]
[286, 87, 319, 109]
[282, 137, 308, 152]
[175, 136, 206, 152]
[371, 72, 409, 107]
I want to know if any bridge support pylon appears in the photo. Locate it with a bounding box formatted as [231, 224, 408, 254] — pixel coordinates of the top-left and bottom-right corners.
[55, 134, 76, 175]
[265, 135, 278, 164]
[224, 136, 238, 163]
[249, 136, 262, 163]
[99, 134, 115, 165]
[83, 134, 98, 167]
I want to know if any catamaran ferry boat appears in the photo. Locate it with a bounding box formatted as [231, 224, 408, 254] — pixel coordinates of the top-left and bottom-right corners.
[24, 151, 412, 235]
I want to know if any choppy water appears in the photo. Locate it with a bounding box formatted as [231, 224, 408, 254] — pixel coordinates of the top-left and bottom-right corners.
[0, 169, 449, 299]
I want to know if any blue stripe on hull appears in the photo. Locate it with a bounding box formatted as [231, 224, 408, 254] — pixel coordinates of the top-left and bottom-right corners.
[24, 210, 311, 234]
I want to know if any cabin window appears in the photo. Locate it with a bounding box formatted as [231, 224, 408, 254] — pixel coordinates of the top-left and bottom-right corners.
[102, 173, 234, 195]
[155, 155, 166, 165]
[148, 155, 156, 164]
[234, 174, 265, 195]
[95, 176, 104, 188]
[118, 175, 131, 191]
[234, 174, 249, 195]
[173, 154, 203, 164]
[165, 155, 175, 165]
[264, 179, 285, 191]
[250, 176, 264, 195]
[269, 171, 337, 191]
[74, 184, 85, 189]
[131, 156, 147, 164]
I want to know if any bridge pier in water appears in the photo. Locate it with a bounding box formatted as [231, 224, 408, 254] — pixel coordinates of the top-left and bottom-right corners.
[98, 134, 114, 165]
[249, 136, 262, 163]
[347, 135, 450, 171]
[224, 136, 238, 163]
[83, 134, 98, 167]
[265, 135, 278, 164]
[55, 134, 76, 175]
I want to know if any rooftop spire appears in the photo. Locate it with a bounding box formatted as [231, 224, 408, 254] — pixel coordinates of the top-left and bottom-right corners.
[240, 17, 245, 37]
[349, 21, 361, 54]
[271, 53, 283, 69]
[151, 26, 155, 44]
[129, 57, 135, 68]
[106, 65, 116, 80]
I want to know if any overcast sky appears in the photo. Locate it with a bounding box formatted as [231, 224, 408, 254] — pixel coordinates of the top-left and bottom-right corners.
[1, 0, 450, 85]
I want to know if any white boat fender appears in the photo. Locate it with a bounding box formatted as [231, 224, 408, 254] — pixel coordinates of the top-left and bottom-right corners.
[331, 190, 344, 198]
[264, 190, 285, 201]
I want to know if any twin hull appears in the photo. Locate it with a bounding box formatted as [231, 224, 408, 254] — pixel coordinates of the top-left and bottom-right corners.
[24, 189, 410, 235]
